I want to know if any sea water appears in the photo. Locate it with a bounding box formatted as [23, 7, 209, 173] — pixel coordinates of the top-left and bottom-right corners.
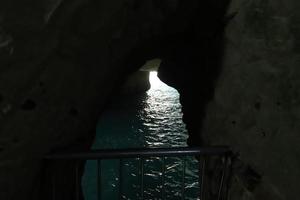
[82, 72, 199, 199]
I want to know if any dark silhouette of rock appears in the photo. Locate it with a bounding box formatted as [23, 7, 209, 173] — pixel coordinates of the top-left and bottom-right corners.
[0, 0, 299, 200]
[21, 99, 37, 110]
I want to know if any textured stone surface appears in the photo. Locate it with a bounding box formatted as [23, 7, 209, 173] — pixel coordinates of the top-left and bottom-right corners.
[119, 71, 150, 95]
[0, 0, 299, 199]
[202, 0, 300, 199]
[0, 0, 212, 199]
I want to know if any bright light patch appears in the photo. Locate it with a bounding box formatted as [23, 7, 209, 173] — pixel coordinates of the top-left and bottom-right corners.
[149, 71, 160, 88]
[148, 71, 177, 92]
[149, 71, 168, 89]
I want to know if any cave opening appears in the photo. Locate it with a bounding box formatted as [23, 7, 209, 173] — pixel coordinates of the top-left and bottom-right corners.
[3, 0, 297, 199]
[81, 60, 200, 199]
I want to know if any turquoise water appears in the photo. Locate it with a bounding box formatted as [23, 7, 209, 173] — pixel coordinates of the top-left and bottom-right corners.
[82, 72, 199, 199]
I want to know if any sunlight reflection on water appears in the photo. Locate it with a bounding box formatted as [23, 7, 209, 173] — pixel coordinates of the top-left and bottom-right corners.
[143, 72, 188, 147]
[82, 71, 198, 200]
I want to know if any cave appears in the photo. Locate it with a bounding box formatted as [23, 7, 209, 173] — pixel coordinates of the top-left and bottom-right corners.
[81, 65, 195, 199]
[0, 0, 300, 200]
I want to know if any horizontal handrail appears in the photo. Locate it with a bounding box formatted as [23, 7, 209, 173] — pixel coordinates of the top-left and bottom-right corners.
[45, 146, 231, 160]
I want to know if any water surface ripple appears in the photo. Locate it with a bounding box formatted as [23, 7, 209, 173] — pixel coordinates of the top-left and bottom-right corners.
[83, 72, 199, 199]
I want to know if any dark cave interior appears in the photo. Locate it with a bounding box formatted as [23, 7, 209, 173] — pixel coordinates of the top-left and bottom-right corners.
[0, 0, 299, 200]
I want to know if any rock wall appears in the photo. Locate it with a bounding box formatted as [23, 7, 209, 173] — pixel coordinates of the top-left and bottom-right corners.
[119, 71, 150, 95]
[0, 1, 214, 199]
[0, 0, 299, 199]
[201, 0, 300, 199]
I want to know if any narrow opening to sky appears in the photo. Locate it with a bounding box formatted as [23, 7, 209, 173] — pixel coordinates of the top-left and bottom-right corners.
[149, 71, 169, 89]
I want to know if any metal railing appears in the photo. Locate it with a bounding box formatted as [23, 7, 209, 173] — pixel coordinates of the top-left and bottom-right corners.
[45, 146, 231, 200]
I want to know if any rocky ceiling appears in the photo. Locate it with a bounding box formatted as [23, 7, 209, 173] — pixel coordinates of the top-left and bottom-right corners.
[0, 0, 299, 200]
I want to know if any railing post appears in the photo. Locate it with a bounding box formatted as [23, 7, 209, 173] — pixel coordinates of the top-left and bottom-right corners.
[119, 159, 123, 200]
[52, 168, 56, 200]
[161, 157, 165, 200]
[217, 156, 229, 200]
[75, 162, 80, 200]
[181, 158, 186, 200]
[200, 156, 206, 200]
[97, 159, 102, 200]
[139, 157, 144, 200]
